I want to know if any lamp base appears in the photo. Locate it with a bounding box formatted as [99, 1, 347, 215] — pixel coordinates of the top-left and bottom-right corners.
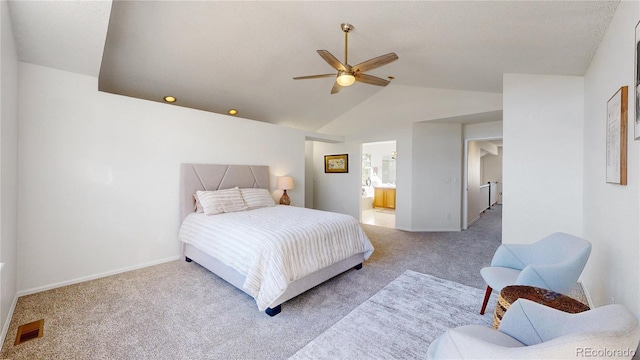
[279, 190, 291, 205]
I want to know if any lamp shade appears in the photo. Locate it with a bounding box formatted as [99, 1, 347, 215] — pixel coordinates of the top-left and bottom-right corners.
[277, 176, 294, 190]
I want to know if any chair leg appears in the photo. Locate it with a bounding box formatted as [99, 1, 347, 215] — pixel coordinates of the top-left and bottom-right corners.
[480, 286, 492, 315]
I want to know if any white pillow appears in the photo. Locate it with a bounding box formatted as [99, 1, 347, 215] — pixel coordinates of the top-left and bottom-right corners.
[240, 188, 276, 209]
[196, 187, 248, 215]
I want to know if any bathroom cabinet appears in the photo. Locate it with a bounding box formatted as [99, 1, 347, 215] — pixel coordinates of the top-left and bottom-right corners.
[374, 187, 396, 209]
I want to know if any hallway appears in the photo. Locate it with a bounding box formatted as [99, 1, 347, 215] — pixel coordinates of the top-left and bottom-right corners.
[361, 208, 395, 229]
[467, 204, 502, 244]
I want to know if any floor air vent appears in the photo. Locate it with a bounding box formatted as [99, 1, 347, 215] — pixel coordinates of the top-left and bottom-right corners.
[14, 319, 44, 345]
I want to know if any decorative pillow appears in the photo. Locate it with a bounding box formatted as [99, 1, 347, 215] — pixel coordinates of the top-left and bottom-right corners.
[196, 187, 248, 215]
[240, 188, 276, 209]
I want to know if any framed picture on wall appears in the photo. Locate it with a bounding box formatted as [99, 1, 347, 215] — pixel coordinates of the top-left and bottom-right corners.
[324, 154, 349, 173]
[606, 86, 628, 185]
[635, 20, 640, 140]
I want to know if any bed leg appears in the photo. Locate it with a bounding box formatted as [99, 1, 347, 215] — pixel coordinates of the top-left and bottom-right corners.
[185, 257, 192, 263]
[353, 263, 363, 270]
[265, 305, 281, 317]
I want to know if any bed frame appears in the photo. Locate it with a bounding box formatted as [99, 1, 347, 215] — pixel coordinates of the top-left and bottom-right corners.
[180, 164, 365, 316]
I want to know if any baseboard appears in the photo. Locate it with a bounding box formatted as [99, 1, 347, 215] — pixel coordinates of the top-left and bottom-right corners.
[467, 216, 480, 227]
[394, 225, 411, 231]
[1, 293, 18, 348]
[17, 255, 180, 297]
[579, 280, 595, 309]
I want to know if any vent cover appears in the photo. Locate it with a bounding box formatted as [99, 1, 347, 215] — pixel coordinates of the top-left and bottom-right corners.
[14, 319, 44, 345]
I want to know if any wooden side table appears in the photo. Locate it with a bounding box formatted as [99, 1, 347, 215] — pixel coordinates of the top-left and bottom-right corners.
[493, 285, 590, 329]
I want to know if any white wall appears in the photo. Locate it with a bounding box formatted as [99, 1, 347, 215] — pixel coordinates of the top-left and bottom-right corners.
[502, 74, 584, 243]
[464, 120, 503, 140]
[17, 63, 311, 293]
[319, 85, 503, 136]
[411, 122, 462, 231]
[304, 140, 314, 208]
[0, 0, 18, 339]
[311, 140, 363, 217]
[467, 141, 482, 225]
[482, 147, 502, 184]
[582, 0, 639, 311]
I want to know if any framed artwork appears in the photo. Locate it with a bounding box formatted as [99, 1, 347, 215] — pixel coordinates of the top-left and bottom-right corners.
[606, 86, 628, 185]
[324, 154, 349, 173]
[635, 20, 640, 140]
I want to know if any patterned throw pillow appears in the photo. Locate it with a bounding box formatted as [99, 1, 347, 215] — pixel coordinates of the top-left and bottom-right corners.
[196, 187, 248, 215]
[240, 188, 276, 209]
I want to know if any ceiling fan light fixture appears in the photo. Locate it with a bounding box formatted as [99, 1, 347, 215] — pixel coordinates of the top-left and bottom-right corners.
[294, 23, 398, 94]
[336, 72, 355, 87]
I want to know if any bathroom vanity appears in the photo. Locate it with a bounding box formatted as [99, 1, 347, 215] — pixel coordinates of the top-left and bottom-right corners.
[373, 187, 396, 209]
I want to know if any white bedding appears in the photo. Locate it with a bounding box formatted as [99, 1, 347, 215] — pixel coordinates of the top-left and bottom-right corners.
[178, 205, 374, 311]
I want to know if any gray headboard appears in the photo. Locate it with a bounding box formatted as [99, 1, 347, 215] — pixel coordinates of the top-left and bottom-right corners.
[180, 164, 270, 221]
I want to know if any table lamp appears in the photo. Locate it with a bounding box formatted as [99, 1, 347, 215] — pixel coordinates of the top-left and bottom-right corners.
[276, 176, 294, 205]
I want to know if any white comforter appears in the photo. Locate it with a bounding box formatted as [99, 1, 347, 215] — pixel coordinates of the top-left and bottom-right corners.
[178, 205, 374, 311]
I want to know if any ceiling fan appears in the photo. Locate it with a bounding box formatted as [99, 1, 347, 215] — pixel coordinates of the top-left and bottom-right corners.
[293, 23, 399, 94]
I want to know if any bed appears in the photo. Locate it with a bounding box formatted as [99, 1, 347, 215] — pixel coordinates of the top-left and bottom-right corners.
[178, 164, 374, 316]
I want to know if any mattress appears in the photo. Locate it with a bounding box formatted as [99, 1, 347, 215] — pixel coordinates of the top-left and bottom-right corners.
[178, 205, 374, 310]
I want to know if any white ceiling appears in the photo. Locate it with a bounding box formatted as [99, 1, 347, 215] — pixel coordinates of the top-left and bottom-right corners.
[7, 1, 619, 132]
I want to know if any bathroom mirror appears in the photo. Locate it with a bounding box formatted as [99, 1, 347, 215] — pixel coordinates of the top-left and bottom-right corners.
[381, 156, 396, 184]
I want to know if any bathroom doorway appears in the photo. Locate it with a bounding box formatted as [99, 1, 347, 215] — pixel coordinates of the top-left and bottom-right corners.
[361, 141, 396, 228]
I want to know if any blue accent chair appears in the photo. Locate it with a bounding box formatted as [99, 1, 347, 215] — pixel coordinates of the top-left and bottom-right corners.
[428, 298, 640, 359]
[479, 232, 591, 314]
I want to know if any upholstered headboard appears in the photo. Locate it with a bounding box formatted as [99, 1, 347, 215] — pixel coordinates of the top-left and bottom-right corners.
[180, 164, 270, 221]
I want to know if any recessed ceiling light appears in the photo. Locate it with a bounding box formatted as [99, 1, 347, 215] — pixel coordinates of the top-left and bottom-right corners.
[228, 109, 238, 115]
[164, 96, 176, 103]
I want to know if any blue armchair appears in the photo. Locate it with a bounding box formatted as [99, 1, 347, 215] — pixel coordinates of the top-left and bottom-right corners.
[428, 298, 640, 359]
[480, 232, 591, 314]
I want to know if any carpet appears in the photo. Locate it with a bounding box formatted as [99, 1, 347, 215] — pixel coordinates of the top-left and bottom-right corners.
[290, 270, 497, 360]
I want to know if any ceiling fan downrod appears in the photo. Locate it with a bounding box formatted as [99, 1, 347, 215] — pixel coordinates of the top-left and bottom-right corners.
[341, 23, 354, 66]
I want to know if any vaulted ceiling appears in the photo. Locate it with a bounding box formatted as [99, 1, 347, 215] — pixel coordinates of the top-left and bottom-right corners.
[8, 1, 618, 133]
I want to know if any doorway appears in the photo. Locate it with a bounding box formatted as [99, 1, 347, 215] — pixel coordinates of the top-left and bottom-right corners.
[361, 141, 396, 228]
[463, 138, 503, 229]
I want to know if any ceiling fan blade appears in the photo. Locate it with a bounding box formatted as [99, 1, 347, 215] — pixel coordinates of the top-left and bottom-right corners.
[355, 73, 390, 87]
[293, 74, 336, 80]
[352, 52, 399, 73]
[317, 50, 347, 72]
[330, 81, 342, 94]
